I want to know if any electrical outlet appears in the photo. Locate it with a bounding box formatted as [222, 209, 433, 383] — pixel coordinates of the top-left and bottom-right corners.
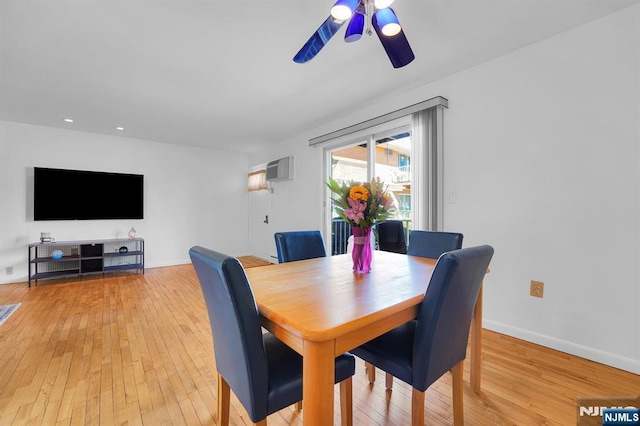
[6, 267, 13, 275]
[530, 280, 544, 298]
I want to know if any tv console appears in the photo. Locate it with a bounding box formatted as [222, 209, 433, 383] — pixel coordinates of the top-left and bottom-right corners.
[28, 238, 144, 287]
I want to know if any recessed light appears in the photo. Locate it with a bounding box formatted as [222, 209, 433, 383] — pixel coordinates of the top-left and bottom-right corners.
[115, 126, 124, 131]
[63, 118, 74, 123]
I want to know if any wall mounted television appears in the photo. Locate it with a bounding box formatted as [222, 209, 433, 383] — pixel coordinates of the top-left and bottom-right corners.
[34, 167, 144, 221]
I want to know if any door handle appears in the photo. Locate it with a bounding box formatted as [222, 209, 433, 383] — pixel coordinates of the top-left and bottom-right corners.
[263, 215, 269, 224]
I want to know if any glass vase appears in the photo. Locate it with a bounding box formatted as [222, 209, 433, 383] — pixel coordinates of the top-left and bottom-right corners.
[352, 226, 372, 273]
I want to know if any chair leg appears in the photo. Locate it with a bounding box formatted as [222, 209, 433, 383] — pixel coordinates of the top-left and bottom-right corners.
[451, 361, 464, 426]
[295, 401, 303, 411]
[411, 387, 425, 426]
[385, 372, 394, 390]
[366, 362, 376, 383]
[217, 373, 230, 426]
[340, 377, 353, 426]
[253, 420, 267, 426]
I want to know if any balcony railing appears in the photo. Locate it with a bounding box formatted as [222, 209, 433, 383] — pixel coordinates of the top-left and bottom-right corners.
[331, 219, 352, 255]
[391, 165, 411, 183]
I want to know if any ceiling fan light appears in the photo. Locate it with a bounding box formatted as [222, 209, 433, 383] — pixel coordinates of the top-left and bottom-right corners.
[382, 22, 401, 36]
[372, 11, 415, 68]
[374, 0, 394, 9]
[330, 0, 360, 21]
[374, 7, 401, 36]
[344, 12, 364, 42]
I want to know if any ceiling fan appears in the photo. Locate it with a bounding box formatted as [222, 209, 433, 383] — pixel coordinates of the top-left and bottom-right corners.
[293, 0, 415, 69]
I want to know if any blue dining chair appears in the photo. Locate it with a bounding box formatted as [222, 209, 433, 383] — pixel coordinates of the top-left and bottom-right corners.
[367, 229, 464, 383]
[407, 230, 464, 258]
[189, 246, 355, 426]
[352, 245, 494, 426]
[274, 230, 327, 263]
[376, 220, 407, 254]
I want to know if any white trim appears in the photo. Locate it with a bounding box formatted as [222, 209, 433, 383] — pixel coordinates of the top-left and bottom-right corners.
[484, 319, 640, 375]
[318, 116, 411, 151]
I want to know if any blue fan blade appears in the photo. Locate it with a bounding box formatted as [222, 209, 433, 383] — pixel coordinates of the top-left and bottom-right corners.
[293, 16, 345, 63]
[372, 14, 415, 68]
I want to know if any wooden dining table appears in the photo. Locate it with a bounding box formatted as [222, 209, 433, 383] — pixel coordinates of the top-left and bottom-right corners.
[246, 251, 484, 425]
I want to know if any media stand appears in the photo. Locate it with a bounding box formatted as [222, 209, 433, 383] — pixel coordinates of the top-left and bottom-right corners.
[28, 238, 145, 287]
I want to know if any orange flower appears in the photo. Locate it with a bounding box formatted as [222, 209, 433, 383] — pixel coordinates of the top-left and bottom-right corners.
[349, 185, 369, 201]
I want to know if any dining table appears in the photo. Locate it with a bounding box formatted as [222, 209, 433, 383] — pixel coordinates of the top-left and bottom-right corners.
[246, 251, 485, 425]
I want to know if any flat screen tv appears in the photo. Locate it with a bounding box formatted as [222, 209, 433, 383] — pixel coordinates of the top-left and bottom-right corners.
[34, 167, 144, 221]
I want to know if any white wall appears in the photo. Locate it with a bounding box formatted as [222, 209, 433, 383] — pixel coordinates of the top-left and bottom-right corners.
[249, 6, 640, 373]
[0, 121, 250, 284]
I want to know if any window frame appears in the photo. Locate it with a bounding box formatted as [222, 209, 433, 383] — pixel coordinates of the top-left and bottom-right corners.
[316, 99, 447, 251]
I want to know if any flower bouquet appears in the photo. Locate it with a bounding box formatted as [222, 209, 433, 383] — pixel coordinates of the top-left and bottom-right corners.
[326, 177, 396, 272]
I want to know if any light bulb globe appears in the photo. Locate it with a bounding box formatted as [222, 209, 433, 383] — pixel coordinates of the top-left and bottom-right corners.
[374, 8, 401, 37]
[374, 0, 394, 9]
[330, 0, 360, 21]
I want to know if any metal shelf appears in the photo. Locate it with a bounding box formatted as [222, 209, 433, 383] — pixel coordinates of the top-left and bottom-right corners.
[103, 250, 143, 258]
[30, 270, 81, 280]
[31, 255, 80, 263]
[28, 238, 144, 287]
[104, 263, 144, 272]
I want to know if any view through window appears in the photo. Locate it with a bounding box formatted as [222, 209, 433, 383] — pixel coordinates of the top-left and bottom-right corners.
[328, 128, 412, 255]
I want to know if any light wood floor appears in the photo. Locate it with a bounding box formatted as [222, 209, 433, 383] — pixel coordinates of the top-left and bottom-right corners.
[0, 259, 638, 425]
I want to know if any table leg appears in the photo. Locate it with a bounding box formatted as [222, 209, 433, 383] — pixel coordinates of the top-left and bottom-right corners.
[470, 284, 483, 393]
[303, 340, 335, 426]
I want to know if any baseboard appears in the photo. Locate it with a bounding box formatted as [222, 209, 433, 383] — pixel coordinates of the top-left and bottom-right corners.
[484, 319, 640, 375]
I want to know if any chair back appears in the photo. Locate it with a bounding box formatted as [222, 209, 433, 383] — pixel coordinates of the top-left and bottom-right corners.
[274, 230, 327, 263]
[412, 245, 493, 391]
[189, 246, 269, 420]
[377, 220, 407, 254]
[407, 230, 463, 258]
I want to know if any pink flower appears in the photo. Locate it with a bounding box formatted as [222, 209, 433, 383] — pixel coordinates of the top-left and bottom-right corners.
[345, 198, 367, 225]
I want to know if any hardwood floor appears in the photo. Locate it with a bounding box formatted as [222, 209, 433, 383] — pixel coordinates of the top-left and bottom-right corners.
[0, 261, 638, 425]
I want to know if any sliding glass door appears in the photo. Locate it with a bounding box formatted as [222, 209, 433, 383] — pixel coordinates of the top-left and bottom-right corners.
[320, 98, 447, 254]
[325, 124, 413, 255]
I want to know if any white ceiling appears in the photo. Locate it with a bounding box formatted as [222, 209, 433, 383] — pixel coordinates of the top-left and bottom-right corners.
[1, 0, 637, 154]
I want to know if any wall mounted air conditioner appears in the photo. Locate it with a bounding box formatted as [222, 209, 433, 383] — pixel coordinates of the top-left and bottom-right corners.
[266, 156, 293, 182]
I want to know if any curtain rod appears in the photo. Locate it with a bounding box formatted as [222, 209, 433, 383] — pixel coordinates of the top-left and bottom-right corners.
[308, 96, 448, 146]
